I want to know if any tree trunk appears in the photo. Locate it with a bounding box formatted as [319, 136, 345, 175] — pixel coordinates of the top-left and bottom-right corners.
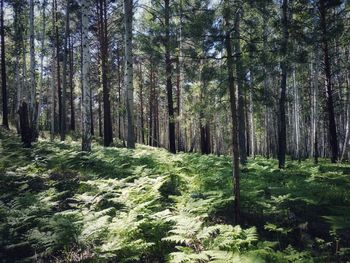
[164, 0, 176, 153]
[311, 52, 319, 164]
[98, 0, 113, 146]
[116, 47, 123, 142]
[149, 60, 154, 146]
[278, 0, 289, 169]
[341, 46, 350, 161]
[61, 0, 70, 141]
[50, 57, 55, 141]
[224, 1, 240, 225]
[319, 0, 338, 163]
[248, 66, 255, 157]
[139, 63, 145, 144]
[69, 34, 75, 131]
[292, 65, 300, 160]
[13, 2, 22, 133]
[37, 0, 47, 132]
[234, 5, 247, 165]
[98, 93, 103, 137]
[18, 101, 31, 148]
[1, 0, 8, 128]
[54, 0, 62, 138]
[124, 0, 135, 148]
[81, 0, 92, 151]
[29, 0, 38, 140]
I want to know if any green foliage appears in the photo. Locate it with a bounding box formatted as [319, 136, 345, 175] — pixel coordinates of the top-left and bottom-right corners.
[0, 131, 350, 262]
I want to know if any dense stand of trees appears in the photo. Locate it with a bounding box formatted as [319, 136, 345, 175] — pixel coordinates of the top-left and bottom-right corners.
[0, 0, 349, 223]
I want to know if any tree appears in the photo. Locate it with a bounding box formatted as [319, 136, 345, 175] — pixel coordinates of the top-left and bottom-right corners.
[319, 0, 339, 163]
[98, 0, 113, 146]
[1, 0, 8, 128]
[124, 0, 135, 148]
[59, 0, 71, 141]
[37, 0, 47, 132]
[164, 0, 176, 153]
[224, 0, 240, 225]
[54, 0, 61, 138]
[278, 0, 289, 169]
[29, 0, 38, 139]
[234, 2, 247, 165]
[81, 0, 92, 152]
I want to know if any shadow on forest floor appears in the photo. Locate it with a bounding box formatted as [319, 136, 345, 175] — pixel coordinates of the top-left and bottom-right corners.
[0, 129, 350, 262]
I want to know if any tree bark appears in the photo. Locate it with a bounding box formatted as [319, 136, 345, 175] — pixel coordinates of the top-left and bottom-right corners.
[29, 0, 38, 140]
[61, 0, 70, 141]
[224, 0, 240, 225]
[69, 34, 75, 131]
[139, 63, 145, 144]
[81, 0, 92, 151]
[124, 0, 135, 148]
[1, 0, 8, 128]
[54, 0, 62, 138]
[18, 101, 31, 148]
[98, 0, 113, 146]
[341, 46, 350, 161]
[234, 5, 247, 165]
[320, 0, 338, 163]
[0, 0, 9, 129]
[278, 0, 289, 169]
[164, 0, 176, 153]
[311, 51, 319, 164]
[37, 0, 47, 132]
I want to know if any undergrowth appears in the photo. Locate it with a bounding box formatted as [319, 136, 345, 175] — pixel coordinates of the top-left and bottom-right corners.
[0, 129, 350, 262]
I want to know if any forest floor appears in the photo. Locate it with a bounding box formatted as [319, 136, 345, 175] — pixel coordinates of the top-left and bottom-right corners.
[0, 128, 350, 262]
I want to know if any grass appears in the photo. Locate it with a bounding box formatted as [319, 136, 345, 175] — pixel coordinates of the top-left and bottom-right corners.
[0, 128, 350, 262]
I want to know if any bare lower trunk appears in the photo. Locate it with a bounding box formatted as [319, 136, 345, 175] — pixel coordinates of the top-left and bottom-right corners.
[234, 6, 246, 165]
[124, 0, 135, 148]
[278, 0, 289, 169]
[224, 1, 240, 225]
[81, 0, 92, 151]
[164, 0, 176, 153]
[1, 0, 8, 128]
[29, 0, 38, 139]
[320, 0, 338, 163]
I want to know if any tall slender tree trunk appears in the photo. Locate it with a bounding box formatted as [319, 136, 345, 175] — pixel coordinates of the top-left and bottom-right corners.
[292, 65, 300, 160]
[248, 68, 255, 158]
[234, 4, 247, 165]
[116, 47, 123, 141]
[311, 51, 319, 164]
[81, 0, 92, 151]
[139, 63, 145, 144]
[99, 0, 113, 146]
[50, 58, 56, 141]
[341, 46, 350, 161]
[69, 35, 75, 131]
[320, 0, 338, 163]
[14, 2, 22, 133]
[29, 0, 37, 139]
[54, 0, 62, 137]
[37, 0, 47, 132]
[164, 0, 176, 153]
[177, 0, 184, 152]
[1, 0, 8, 128]
[278, 0, 289, 169]
[124, 0, 135, 148]
[98, 93, 103, 137]
[90, 87, 94, 136]
[262, 10, 270, 158]
[61, 0, 70, 141]
[224, 1, 240, 225]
